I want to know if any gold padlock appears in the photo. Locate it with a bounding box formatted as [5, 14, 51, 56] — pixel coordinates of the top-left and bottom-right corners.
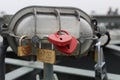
[37, 42, 56, 64]
[37, 49, 56, 64]
[18, 35, 32, 56]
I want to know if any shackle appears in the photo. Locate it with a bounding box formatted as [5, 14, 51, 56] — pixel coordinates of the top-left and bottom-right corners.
[19, 35, 29, 46]
[19, 35, 30, 46]
[39, 35, 54, 50]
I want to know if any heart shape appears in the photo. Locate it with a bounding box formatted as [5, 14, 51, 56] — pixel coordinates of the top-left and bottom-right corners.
[55, 36, 77, 55]
[48, 30, 72, 46]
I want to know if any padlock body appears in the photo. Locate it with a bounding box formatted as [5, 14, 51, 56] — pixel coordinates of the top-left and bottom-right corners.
[37, 49, 56, 64]
[18, 45, 32, 56]
[55, 36, 77, 54]
[48, 31, 72, 46]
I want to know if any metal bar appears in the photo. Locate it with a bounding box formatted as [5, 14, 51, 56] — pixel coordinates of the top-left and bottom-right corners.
[0, 37, 9, 80]
[95, 41, 108, 80]
[0, 43, 6, 80]
[33, 8, 37, 35]
[109, 40, 120, 45]
[106, 44, 120, 56]
[5, 67, 34, 80]
[53, 73, 58, 80]
[55, 9, 62, 31]
[93, 15, 120, 23]
[36, 74, 41, 80]
[96, 41, 101, 65]
[44, 63, 54, 80]
[100, 48, 105, 62]
[5, 58, 120, 80]
[106, 45, 120, 52]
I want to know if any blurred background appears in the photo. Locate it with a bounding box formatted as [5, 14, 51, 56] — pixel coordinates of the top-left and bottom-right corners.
[0, 0, 120, 15]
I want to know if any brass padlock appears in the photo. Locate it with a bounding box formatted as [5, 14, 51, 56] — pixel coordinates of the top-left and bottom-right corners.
[37, 41, 56, 64]
[18, 35, 32, 56]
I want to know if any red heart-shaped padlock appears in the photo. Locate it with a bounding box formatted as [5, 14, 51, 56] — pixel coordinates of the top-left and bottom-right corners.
[48, 30, 72, 46]
[55, 36, 77, 55]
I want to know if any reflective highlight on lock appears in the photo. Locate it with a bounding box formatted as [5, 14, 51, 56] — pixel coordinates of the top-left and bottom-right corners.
[18, 35, 32, 56]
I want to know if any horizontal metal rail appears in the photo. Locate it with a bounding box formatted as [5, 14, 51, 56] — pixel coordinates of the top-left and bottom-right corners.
[109, 40, 120, 45]
[106, 44, 120, 56]
[5, 67, 34, 80]
[93, 15, 120, 23]
[5, 58, 120, 80]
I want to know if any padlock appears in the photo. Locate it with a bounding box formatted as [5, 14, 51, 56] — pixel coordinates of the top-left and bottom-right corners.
[37, 41, 56, 64]
[48, 30, 72, 46]
[18, 35, 32, 56]
[55, 36, 77, 55]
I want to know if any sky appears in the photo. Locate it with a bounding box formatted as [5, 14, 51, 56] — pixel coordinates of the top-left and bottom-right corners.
[0, 0, 120, 15]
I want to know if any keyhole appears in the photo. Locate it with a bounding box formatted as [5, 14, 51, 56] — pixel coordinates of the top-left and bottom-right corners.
[60, 38, 62, 40]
